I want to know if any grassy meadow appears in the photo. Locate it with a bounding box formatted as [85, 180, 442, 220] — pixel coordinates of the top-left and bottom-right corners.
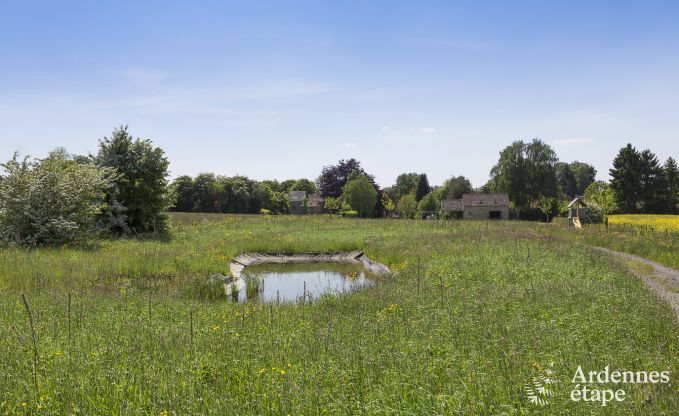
[0, 214, 677, 415]
[550, 214, 679, 270]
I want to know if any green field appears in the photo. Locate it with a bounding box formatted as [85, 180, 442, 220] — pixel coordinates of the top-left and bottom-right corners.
[550, 216, 679, 271]
[0, 215, 677, 415]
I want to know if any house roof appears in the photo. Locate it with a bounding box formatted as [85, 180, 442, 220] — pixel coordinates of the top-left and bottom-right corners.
[307, 193, 323, 207]
[289, 191, 307, 202]
[461, 193, 509, 207]
[567, 196, 587, 208]
[441, 199, 464, 212]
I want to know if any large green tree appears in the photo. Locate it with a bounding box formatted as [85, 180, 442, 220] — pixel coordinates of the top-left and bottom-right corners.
[417, 191, 439, 217]
[342, 174, 377, 217]
[396, 193, 417, 219]
[439, 176, 473, 200]
[317, 159, 376, 198]
[662, 157, 679, 213]
[191, 173, 218, 212]
[555, 162, 577, 197]
[610, 144, 641, 213]
[290, 178, 317, 195]
[555, 161, 596, 198]
[95, 126, 172, 234]
[609, 144, 668, 214]
[392, 173, 419, 200]
[639, 149, 665, 213]
[170, 175, 195, 212]
[570, 161, 597, 196]
[489, 139, 559, 210]
[415, 174, 431, 202]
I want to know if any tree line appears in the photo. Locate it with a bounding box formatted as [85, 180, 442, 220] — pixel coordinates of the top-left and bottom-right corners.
[1, 125, 677, 247]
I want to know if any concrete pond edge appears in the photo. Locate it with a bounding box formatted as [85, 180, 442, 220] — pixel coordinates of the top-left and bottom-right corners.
[209, 251, 391, 298]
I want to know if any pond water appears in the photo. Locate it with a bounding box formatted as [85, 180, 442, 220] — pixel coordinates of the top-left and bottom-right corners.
[240, 263, 374, 302]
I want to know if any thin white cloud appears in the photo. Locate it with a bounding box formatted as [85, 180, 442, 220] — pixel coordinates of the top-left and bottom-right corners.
[419, 127, 436, 134]
[553, 138, 593, 146]
[344, 142, 356, 147]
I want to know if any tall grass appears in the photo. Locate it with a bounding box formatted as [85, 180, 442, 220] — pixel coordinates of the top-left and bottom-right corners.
[550, 216, 679, 270]
[0, 214, 676, 414]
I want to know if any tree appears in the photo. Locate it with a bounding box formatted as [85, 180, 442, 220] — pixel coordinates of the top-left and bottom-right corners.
[381, 193, 395, 217]
[662, 157, 679, 213]
[538, 196, 557, 222]
[191, 173, 218, 212]
[323, 197, 342, 214]
[415, 174, 431, 202]
[317, 159, 377, 198]
[170, 175, 194, 212]
[439, 176, 473, 200]
[290, 178, 316, 195]
[569, 161, 597, 196]
[639, 149, 664, 213]
[341, 174, 377, 217]
[609, 144, 642, 213]
[396, 193, 417, 219]
[489, 139, 559, 211]
[95, 126, 171, 234]
[609, 144, 666, 214]
[0, 151, 115, 246]
[392, 173, 419, 199]
[584, 181, 617, 222]
[417, 191, 439, 218]
[555, 162, 577, 197]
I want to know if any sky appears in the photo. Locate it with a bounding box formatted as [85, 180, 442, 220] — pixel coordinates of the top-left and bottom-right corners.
[1, 0, 678, 188]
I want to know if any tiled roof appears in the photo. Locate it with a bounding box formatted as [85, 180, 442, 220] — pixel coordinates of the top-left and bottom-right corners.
[441, 199, 464, 211]
[461, 193, 509, 207]
[307, 193, 323, 207]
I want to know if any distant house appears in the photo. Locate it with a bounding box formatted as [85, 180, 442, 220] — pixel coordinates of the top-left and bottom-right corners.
[289, 191, 307, 215]
[307, 193, 324, 214]
[441, 193, 509, 220]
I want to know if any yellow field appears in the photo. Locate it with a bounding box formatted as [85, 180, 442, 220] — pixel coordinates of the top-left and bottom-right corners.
[608, 214, 679, 232]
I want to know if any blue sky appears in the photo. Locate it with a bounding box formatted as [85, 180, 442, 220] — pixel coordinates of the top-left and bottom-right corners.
[1, 1, 678, 188]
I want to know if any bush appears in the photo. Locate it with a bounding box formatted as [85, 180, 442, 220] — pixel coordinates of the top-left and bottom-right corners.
[584, 206, 603, 224]
[0, 151, 115, 246]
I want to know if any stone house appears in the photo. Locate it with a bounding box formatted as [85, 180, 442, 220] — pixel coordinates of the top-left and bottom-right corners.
[441, 193, 509, 220]
[289, 191, 307, 215]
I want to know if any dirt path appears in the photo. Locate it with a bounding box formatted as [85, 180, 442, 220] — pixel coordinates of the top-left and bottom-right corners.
[591, 246, 679, 322]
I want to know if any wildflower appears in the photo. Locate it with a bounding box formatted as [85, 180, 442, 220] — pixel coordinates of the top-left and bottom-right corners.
[160, 411, 169, 416]
[212, 325, 220, 332]
[21, 402, 27, 408]
[280, 369, 286, 376]
[259, 368, 266, 375]
[37, 404, 43, 411]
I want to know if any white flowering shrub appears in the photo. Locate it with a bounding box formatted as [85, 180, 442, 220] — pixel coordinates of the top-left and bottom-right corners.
[0, 151, 116, 246]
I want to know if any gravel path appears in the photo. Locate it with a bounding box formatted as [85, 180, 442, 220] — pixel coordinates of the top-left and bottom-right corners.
[591, 246, 679, 322]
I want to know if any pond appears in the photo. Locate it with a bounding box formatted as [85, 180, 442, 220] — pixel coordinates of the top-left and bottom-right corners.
[239, 262, 374, 302]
